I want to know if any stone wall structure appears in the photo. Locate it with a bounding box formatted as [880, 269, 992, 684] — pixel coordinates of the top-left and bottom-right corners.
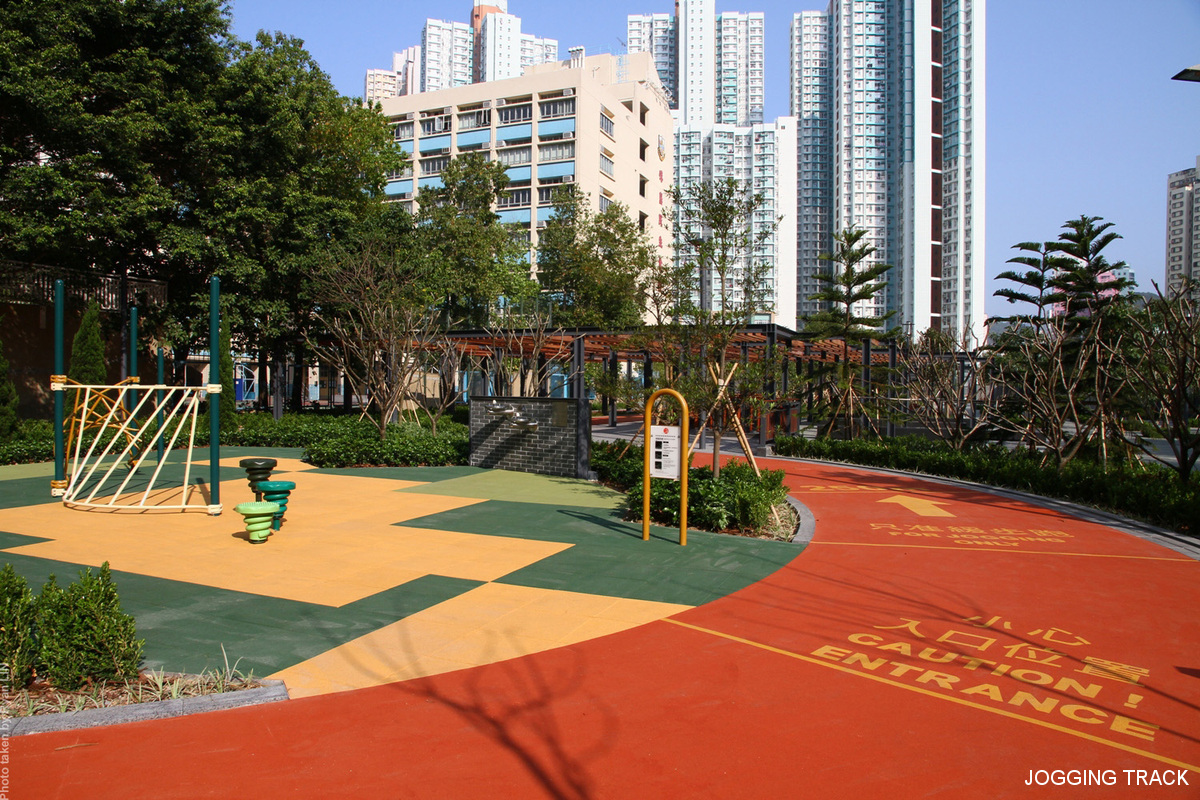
[468, 396, 591, 479]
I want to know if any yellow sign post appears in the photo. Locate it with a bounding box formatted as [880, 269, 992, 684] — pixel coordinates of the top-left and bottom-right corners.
[642, 388, 689, 546]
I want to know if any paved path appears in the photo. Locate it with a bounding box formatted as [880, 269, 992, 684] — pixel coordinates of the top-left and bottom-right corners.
[9, 451, 1200, 798]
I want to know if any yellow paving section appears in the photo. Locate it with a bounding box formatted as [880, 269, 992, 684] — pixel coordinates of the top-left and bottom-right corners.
[273, 583, 691, 697]
[0, 471, 570, 606]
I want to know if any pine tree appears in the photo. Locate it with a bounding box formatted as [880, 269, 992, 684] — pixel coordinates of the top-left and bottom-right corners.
[69, 301, 108, 385]
[0, 337, 19, 441]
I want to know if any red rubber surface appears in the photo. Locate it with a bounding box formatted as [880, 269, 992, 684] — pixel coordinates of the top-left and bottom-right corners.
[15, 457, 1200, 799]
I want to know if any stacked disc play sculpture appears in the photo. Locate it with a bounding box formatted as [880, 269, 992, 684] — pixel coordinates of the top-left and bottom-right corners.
[257, 480, 296, 531]
[234, 501, 279, 544]
[238, 457, 278, 500]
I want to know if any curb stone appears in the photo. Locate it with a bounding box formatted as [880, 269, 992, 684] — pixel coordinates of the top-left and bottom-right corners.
[8, 679, 290, 737]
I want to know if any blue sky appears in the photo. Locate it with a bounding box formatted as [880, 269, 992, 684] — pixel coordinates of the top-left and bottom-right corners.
[228, 0, 1200, 318]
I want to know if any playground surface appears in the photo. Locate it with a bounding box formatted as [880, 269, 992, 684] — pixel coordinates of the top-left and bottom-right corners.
[6, 448, 1200, 798]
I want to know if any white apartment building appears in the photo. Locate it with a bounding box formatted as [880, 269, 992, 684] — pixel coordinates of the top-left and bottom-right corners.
[1166, 158, 1200, 293]
[628, 2, 763, 127]
[379, 51, 673, 270]
[715, 12, 764, 126]
[364, 47, 421, 104]
[790, 0, 986, 342]
[629, 0, 791, 327]
[675, 121, 797, 328]
[790, 11, 831, 321]
[422, 19, 474, 92]
[365, 3, 557, 100]
[626, 13, 677, 106]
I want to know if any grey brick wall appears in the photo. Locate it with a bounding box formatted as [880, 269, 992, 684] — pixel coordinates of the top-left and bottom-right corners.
[468, 396, 590, 478]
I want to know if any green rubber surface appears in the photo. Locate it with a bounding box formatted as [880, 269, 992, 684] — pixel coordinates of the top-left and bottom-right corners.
[0, 552, 482, 676]
[401, 499, 799, 606]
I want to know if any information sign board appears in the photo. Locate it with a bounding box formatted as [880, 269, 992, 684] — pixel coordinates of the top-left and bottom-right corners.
[649, 425, 682, 480]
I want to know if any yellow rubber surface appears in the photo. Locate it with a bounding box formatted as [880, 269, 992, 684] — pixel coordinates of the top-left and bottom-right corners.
[273, 582, 691, 697]
[1, 471, 569, 606]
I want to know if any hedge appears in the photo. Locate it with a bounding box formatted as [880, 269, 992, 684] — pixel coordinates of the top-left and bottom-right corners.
[773, 435, 1199, 536]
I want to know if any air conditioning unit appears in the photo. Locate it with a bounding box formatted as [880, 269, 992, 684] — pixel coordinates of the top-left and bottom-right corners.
[443, 107, 453, 115]
[562, 88, 575, 96]
[399, 192, 413, 200]
[562, 175, 574, 183]
[401, 112, 414, 121]
[496, 98, 507, 106]
[536, 220, 548, 229]
[562, 131, 574, 139]
[481, 100, 491, 108]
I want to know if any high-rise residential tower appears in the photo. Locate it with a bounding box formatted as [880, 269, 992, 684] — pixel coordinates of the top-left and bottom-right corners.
[365, 2, 557, 99]
[790, 0, 986, 341]
[628, 2, 764, 127]
[1166, 158, 1200, 293]
[630, 0, 794, 328]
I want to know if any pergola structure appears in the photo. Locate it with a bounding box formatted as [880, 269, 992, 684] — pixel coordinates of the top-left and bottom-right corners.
[440, 324, 902, 444]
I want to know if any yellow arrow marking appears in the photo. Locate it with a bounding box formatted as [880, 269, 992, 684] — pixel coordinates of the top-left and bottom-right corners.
[878, 494, 955, 517]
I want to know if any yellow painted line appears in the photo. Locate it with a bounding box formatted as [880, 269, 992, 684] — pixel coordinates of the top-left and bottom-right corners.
[810, 541, 1196, 562]
[664, 618, 1200, 775]
[273, 583, 692, 697]
[878, 494, 954, 517]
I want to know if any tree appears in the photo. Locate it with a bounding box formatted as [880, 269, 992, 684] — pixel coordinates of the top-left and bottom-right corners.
[1119, 281, 1200, 482]
[0, 336, 18, 441]
[894, 328, 999, 451]
[69, 301, 108, 385]
[305, 206, 434, 437]
[990, 217, 1137, 468]
[535, 186, 653, 329]
[418, 153, 534, 326]
[801, 227, 896, 438]
[0, 0, 232, 283]
[666, 177, 778, 476]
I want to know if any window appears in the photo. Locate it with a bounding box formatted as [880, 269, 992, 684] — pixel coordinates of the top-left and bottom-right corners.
[539, 97, 575, 119]
[394, 121, 414, 139]
[539, 141, 575, 162]
[458, 109, 491, 130]
[600, 114, 615, 137]
[498, 104, 532, 124]
[420, 157, 449, 175]
[496, 147, 532, 166]
[639, 139, 648, 161]
[599, 154, 614, 177]
[497, 188, 531, 208]
[420, 115, 450, 135]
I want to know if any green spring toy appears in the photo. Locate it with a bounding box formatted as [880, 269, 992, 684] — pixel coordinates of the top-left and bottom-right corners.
[234, 501, 279, 544]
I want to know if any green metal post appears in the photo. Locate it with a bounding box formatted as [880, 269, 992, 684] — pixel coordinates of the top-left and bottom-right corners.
[53, 280, 65, 495]
[128, 306, 138, 415]
[156, 347, 165, 463]
[209, 277, 220, 512]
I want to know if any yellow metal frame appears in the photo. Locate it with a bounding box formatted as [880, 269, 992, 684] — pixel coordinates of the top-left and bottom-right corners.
[642, 388, 689, 546]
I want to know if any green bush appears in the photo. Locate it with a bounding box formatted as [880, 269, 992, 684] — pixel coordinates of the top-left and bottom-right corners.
[0, 564, 37, 688]
[622, 459, 789, 534]
[0, 337, 18, 442]
[773, 434, 1200, 536]
[69, 301, 108, 385]
[35, 562, 143, 690]
[303, 420, 468, 468]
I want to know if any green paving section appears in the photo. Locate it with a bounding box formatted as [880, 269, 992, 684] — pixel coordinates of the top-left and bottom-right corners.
[0, 475, 61, 510]
[0, 552, 483, 676]
[396, 469, 625, 509]
[400, 499, 800, 606]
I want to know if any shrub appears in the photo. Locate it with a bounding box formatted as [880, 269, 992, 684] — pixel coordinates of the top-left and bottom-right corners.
[0, 338, 18, 443]
[35, 563, 143, 690]
[0, 564, 37, 688]
[69, 301, 108, 385]
[625, 459, 789, 534]
[303, 420, 468, 468]
[773, 434, 1200, 536]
